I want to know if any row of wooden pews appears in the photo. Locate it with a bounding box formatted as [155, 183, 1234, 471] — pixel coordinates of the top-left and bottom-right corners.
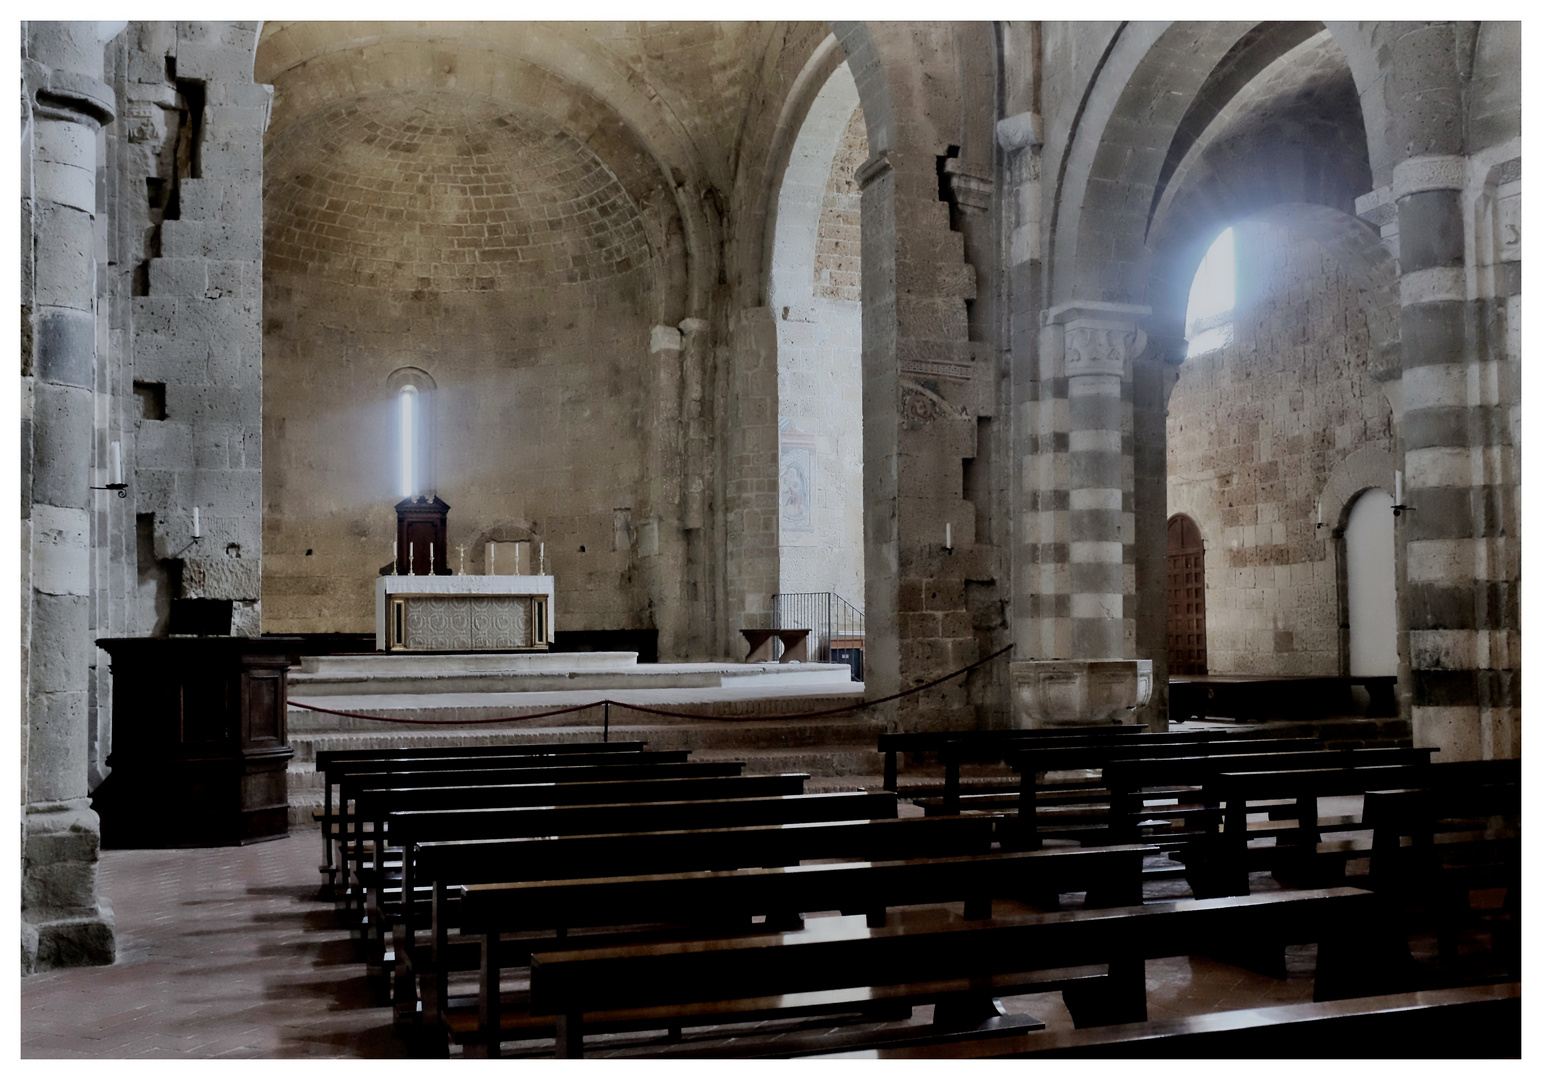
[308, 727, 1518, 1059]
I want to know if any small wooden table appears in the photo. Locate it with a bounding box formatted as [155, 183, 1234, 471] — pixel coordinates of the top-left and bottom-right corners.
[741, 627, 810, 663]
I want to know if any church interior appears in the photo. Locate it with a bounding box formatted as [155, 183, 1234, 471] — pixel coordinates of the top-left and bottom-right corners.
[18, 19, 1522, 1058]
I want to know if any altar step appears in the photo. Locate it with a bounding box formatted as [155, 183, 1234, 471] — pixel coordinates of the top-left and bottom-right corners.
[284, 668, 887, 825]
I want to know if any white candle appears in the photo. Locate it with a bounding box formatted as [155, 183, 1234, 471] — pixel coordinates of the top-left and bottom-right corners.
[539, 543, 544, 574]
[430, 542, 434, 572]
[489, 545, 494, 575]
[515, 544, 521, 575]
[110, 441, 122, 486]
[192, 506, 200, 538]
[1395, 470, 1403, 505]
[409, 542, 415, 574]
[945, 522, 952, 549]
[1315, 501, 1322, 527]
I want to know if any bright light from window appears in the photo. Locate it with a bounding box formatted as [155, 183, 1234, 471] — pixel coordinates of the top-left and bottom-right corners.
[1185, 227, 1236, 353]
[399, 386, 417, 497]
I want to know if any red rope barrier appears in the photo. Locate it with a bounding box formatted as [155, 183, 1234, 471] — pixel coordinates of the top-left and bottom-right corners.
[288, 641, 1015, 727]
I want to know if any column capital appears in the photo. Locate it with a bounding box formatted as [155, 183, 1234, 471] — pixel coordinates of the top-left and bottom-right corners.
[1392, 155, 1467, 199]
[33, 69, 116, 128]
[942, 158, 993, 213]
[995, 111, 1042, 153]
[1044, 302, 1151, 379]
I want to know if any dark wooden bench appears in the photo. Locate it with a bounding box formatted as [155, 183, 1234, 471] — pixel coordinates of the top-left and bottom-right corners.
[332, 755, 735, 905]
[342, 772, 811, 940]
[524, 886, 1390, 1058]
[877, 725, 1149, 795]
[458, 843, 1156, 1055]
[1361, 760, 1521, 979]
[1183, 752, 1455, 897]
[990, 736, 1324, 847]
[314, 741, 647, 886]
[398, 813, 1000, 1032]
[1169, 674, 1397, 720]
[811, 982, 1522, 1059]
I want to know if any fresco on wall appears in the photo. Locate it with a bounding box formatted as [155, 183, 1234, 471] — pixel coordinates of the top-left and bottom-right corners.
[779, 430, 817, 540]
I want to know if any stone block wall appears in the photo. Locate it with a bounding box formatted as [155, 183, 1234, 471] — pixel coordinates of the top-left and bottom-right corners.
[1167, 220, 1395, 675]
[117, 22, 268, 641]
[261, 91, 661, 636]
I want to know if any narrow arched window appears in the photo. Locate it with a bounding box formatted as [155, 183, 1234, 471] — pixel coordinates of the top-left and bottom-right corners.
[1185, 226, 1236, 354]
[387, 367, 436, 499]
[399, 385, 418, 498]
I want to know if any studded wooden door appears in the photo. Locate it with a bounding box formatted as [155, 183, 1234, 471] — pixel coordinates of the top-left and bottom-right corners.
[1167, 514, 1207, 675]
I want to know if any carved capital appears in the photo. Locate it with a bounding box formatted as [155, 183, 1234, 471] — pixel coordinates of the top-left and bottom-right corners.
[1046, 302, 1152, 380]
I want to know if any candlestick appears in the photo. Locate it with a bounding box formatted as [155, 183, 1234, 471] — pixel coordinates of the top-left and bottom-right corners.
[489, 544, 495, 575]
[515, 544, 521, 576]
[110, 441, 122, 486]
[458, 545, 465, 576]
[393, 540, 398, 575]
[945, 522, 952, 549]
[192, 506, 201, 538]
[409, 542, 415, 575]
[539, 542, 544, 574]
[430, 542, 434, 574]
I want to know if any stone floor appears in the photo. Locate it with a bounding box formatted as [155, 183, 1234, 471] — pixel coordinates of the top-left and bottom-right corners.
[18, 818, 1344, 1060]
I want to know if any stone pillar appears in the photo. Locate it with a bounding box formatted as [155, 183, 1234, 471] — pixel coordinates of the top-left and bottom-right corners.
[722, 305, 780, 657]
[1009, 302, 1153, 727]
[23, 19, 120, 973]
[1391, 23, 1519, 760]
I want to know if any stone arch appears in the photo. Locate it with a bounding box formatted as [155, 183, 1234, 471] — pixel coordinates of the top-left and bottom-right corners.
[768, 61, 866, 609]
[1468, 22, 1522, 154]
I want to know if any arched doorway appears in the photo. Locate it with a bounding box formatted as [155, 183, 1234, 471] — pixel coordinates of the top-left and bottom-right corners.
[1167, 514, 1207, 675]
[1344, 488, 1397, 677]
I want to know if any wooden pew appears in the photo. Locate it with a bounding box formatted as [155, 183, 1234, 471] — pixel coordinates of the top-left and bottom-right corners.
[342, 772, 811, 937]
[878, 725, 1149, 795]
[399, 813, 1001, 1032]
[812, 983, 1522, 1059]
[333, 756, 738, 903]
[1361, 760, 1520, 978]
[996, 736, 1324, 848]
[314, 740, 648, 888]
[460, 843, 1156, 1055]
[524, 886, 1389, 1058]
[1185, 752, 1450, 897]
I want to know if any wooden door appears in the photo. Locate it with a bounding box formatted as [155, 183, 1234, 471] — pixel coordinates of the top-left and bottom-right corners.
[1167, 514, 1207, 675]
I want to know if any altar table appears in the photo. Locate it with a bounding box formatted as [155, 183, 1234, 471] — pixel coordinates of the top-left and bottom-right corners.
[376, 575, 555, 652]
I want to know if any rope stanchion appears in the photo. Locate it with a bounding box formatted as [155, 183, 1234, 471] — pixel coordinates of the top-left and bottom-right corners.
[287, 641, 1017, 727]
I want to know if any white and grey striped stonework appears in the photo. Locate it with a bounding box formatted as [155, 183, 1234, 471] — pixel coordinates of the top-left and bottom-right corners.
[1048, 303, 1147, 661]
[1395, 152, 1520, 760]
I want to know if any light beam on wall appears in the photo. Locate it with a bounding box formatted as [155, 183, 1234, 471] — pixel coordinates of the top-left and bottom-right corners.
[1185, 226, 1236, 355]
[400, 386, 417, 497]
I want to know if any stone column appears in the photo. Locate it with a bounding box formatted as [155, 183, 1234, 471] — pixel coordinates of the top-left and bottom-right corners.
[722, 305, 780, 658]
[23, 19, 120, 973]
[1010, 302, 1153, 726]
[1391, 23, 1518, 760]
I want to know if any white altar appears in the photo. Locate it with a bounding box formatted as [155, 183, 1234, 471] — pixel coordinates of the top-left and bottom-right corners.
[376, 575, 555, 652]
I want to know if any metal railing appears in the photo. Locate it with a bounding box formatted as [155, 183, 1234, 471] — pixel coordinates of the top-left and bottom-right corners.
[771, 591, 866, 680]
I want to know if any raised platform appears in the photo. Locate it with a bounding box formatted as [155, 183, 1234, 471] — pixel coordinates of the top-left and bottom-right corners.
[290, 651, 859, 696]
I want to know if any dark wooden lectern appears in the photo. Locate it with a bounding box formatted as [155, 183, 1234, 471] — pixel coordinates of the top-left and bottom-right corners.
[92, 636, 300, 847]
[396, 494, 450, 575]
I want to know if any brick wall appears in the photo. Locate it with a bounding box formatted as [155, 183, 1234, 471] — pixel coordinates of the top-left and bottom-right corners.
[1167, 220, 1395, 675]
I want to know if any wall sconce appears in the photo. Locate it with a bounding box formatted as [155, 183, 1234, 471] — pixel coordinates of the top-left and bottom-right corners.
[91, 440, 128, 498]
[1391, 470, 1412, 517]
